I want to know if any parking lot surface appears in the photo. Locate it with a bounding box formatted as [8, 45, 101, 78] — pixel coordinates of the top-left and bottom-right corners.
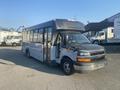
[0, 46, 120, 90]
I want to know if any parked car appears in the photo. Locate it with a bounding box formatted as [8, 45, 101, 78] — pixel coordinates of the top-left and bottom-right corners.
[4, 36, 22, 46]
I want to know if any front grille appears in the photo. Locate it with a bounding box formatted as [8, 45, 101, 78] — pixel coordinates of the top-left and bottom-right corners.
[93, 55, 105, 60]
[91, 55, 106, 62]
[90, 51, 105, 56]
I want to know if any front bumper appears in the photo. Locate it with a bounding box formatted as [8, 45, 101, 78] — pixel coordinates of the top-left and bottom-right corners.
[74, 59, 107, 72]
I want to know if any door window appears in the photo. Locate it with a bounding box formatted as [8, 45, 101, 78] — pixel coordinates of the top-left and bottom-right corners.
[38, 29, 43, 43]
[48, 28, 52, 45]
[33, 30, 39, 42]
[56, 33, 62, 58]
[99, 32, 104, 37]
[43, 27, 53, 61]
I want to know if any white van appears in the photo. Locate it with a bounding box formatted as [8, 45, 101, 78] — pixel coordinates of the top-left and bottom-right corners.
[4, 36, 22, 46]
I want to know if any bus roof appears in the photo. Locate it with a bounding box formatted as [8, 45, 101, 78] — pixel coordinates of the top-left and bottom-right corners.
[25, 19, 85, 31]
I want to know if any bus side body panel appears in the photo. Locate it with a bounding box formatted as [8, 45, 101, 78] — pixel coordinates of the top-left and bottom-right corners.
[22, 42, 44, 62]
[58, 48, 77, 64]
[50, 46, 56, 61]
[29, 43, 44, 62]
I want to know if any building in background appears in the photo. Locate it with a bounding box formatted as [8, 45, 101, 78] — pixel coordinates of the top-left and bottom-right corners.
[85, 20, 113, 37]
[85, 13, 120, 44]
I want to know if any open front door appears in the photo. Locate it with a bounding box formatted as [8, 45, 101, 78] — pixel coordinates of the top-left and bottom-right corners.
[55, 34, 62, 58]
[43, 28, 52, 63]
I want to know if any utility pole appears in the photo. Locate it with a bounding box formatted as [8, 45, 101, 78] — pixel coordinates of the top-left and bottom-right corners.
[17, 26, 25, 32]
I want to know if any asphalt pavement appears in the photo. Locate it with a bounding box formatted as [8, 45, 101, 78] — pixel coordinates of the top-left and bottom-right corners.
[0, 46, 120, 90]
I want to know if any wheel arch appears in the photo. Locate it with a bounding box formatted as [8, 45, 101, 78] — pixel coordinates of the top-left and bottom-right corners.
[60, 56, 74, 64]
[60, 55, 75, 75]
[25, 47, 29, 54]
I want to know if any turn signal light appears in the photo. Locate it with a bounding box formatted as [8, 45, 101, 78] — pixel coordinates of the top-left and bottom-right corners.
[77, 58, 91, 63]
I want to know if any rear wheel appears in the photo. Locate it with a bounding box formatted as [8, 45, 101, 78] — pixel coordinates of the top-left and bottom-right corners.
[26, 49, 31, 58]
[61, 58, 74, 75]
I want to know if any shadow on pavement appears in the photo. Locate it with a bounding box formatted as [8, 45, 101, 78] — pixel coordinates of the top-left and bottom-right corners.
[102, 44, 120, 54]
[0, 44, 120, 75]
[0, 48, 64, 76]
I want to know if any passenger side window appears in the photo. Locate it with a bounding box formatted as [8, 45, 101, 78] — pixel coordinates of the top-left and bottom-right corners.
[38, 29, 43, 43]
[44, 27, 53, 45]
[33, 30, 38, 42]
[111, 29, 114, 33]
[30, 31, 33, 42]
[47, 28, 52, 44]
[99, 32, 104, 37]
[27, 31, 30, 42]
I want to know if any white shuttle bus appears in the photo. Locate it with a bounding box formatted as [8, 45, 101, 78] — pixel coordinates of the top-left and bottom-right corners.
[22, 19, 107, 75]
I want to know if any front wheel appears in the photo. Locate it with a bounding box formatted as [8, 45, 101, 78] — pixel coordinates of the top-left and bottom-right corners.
[61, 59, 74, 75]
[26, 49, 31, 58]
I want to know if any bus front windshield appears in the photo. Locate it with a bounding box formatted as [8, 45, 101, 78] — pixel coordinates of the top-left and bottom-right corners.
[64, 32, 91, 46]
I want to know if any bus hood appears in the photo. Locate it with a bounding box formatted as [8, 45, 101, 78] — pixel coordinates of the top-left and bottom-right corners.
[75, 44, 104, 51]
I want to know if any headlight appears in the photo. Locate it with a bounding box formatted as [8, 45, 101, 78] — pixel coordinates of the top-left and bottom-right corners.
[80, 51, 90, 56]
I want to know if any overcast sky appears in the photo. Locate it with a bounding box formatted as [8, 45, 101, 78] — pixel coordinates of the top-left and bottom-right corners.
[0, 0, 120, 29]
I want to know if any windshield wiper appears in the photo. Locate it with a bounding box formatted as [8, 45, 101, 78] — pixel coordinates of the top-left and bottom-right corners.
[81, 42, 91, 44]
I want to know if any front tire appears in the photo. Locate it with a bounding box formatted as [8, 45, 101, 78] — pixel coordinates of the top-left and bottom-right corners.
[61, 58, 74, 75]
